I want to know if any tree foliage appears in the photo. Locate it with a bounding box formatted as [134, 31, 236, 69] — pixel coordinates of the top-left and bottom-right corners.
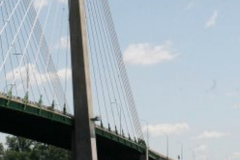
[1, 136, 70, 160]
[0, 143, 4, 160]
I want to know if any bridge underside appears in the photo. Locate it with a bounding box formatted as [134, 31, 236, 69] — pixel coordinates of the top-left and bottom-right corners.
[0, 102, 144, 160]
[97, 136, 142, 160]
[0, 105, 72, 148]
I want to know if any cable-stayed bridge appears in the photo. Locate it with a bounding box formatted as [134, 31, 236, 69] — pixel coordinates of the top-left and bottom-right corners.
[0, 0, 170, 160]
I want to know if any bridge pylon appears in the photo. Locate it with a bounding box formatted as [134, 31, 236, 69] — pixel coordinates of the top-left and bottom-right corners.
[68, 0, 98, 160]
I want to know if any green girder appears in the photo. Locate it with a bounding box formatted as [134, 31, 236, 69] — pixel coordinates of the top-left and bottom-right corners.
[0, 93, 169, 160]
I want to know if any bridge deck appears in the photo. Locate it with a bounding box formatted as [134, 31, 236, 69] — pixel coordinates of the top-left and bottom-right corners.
[0, 94, 168, 160]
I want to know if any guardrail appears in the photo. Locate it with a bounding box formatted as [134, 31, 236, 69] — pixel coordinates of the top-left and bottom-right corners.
[0, 92, 73, 118]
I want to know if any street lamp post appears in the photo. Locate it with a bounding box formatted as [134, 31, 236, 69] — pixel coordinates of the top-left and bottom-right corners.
[176, 141, 183, 160]
[141, 120, 149, 160]
[164, 133, 169, 159]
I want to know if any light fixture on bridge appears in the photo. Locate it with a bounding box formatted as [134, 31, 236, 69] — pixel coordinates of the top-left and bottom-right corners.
[91, 116, 102, 122]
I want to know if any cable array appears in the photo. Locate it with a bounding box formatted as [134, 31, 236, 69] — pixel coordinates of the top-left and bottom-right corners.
[0, 0, 143, 140]
[0, 0, 71, 112]
[85, 0, 143, 139]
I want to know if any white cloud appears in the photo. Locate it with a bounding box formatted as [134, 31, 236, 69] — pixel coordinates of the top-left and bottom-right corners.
[57, 0, 67, 3]
[143, 123, 190, 137]
[34, 0, 49, 9]
[57, 67, 72, 80]
[58, 36, 70, 49]
[230, 152, 240, 159]
[34, 0, 67, 9]
[195, 144, 208, 152]
[123, 41, 177, 65]
[205, 10, 218, 28]
[233, 103, 240, 109]
[196, 131, 229, 139]
[6, 64, 71, 86]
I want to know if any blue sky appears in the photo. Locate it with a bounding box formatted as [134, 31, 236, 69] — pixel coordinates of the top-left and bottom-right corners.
[1, 0, 240, 160]
[109, 0, 240, 160]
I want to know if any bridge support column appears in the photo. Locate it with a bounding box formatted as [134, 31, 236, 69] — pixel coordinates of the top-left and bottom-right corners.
[141, 155, 147, 160]
[68, 0, 98, 160]
[140, 149, 149, 160]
